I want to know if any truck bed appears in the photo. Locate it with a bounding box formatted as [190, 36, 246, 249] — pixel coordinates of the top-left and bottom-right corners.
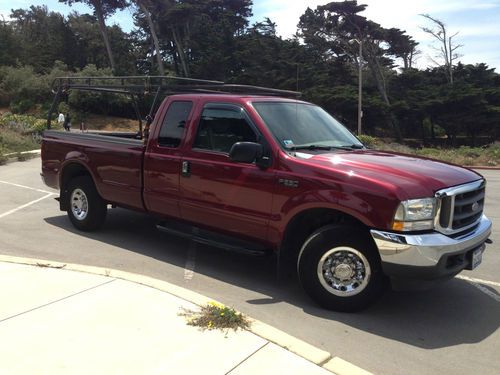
[42, 130, 145, 211]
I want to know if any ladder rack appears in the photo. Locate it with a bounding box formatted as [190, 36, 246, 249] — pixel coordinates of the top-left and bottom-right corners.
[47, 75, 302, 134]
[50, 75, 301, 97]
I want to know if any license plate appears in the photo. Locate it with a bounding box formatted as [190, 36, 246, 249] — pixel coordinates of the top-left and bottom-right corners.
[471, 248, 483, 269]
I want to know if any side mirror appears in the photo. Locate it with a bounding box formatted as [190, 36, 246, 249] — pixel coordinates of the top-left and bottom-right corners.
[229, 142, 263, 163]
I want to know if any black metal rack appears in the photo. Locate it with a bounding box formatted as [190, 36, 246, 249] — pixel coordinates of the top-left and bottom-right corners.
[47, 75, 302, 136]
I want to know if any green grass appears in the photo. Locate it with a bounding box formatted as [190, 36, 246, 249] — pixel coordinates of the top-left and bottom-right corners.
[358, 135, 499, 167]
[416, 146, 499, 166]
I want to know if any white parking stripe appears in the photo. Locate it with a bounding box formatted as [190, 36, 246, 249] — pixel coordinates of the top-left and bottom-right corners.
[184, 241, 197, 281]
[456, 275, 500, 303]
[468, 282, 500, 303]
[0, 193, 54, 219]
[455, 275, 500, 288]
[0, 180, 54, 195]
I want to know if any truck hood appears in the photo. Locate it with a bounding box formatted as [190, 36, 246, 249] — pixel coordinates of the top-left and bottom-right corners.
[295, 149, 482, 199]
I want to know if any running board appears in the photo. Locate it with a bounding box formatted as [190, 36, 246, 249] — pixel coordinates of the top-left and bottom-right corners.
[156, 220, 269, 257]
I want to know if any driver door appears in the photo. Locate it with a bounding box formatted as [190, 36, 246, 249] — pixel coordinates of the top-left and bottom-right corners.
[179, 103, 275, 242]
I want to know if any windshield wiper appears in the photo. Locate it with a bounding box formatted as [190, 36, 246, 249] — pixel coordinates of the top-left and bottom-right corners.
[288, 144, 364, 151]
[339, 144, 364, 149]
[288, 145, 333, 151]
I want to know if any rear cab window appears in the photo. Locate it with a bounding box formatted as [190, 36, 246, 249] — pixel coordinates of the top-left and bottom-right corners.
[158, 101, 193, 148]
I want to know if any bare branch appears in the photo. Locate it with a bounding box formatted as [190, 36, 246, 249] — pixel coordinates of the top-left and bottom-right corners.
[428, 55, 441, 67]
[420, 13, 462, 84]
[421, 27, 444, 42]
[420, 14, 446, 29]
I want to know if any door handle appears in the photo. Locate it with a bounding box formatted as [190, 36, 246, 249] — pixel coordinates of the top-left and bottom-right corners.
[181, 160, 190, 177]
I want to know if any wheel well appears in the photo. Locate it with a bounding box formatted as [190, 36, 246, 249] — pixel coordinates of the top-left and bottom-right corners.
[59, 163, 92, 210]
[279, 208, 366, 272]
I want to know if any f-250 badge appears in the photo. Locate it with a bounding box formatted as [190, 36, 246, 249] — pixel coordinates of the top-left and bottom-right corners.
[279, 178, 299, 188]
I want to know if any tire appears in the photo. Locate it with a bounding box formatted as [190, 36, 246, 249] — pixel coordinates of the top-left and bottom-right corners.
[297, 225, 386, 312]
[66, 176, 107, 231]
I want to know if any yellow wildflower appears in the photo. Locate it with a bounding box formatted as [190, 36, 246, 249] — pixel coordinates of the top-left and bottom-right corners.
[208, 301, 225, 309]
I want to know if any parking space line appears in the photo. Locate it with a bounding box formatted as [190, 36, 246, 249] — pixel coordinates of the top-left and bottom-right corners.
[0, 180, 54, 195]
[0, 193, 54, 219]
[456, 275, 500, 288]
[184, 241, 197, 281]
[456, 275, 500, 303]
[467, 282, 500, 303]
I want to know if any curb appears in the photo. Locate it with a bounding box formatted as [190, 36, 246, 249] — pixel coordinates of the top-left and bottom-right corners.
[0, 254, 372, 375]
[469, 166, 500, 170]
[1, 149, 41, 165]
[4, 149, 41, 157]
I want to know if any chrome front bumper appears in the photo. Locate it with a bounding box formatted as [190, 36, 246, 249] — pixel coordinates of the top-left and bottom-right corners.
[370, 215, 492, 275]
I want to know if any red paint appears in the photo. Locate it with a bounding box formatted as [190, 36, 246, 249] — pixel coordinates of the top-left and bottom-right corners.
[41, 94, 484, 250]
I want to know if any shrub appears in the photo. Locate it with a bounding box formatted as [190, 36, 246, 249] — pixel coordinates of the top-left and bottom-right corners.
[0, 113, 44, 155]
[357, 134, 379, 148]
[179, 301, 250, 333]
[10, 99, 35, 114]
[0, 66, 49, 112]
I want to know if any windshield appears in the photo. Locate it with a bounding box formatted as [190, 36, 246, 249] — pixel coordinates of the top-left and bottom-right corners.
[252, 102, 363, 150]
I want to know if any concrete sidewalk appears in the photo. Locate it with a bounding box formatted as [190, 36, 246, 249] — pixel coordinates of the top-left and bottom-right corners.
[0, 261, 333, 375]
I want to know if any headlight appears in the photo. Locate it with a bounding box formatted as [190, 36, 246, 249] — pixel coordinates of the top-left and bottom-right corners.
[392, 198, 436, 231]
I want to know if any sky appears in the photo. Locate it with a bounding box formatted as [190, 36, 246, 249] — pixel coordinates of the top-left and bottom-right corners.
[1, 0, 499, 71]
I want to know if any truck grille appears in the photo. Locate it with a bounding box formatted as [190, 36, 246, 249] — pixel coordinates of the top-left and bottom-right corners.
[436, 180, 485, 235]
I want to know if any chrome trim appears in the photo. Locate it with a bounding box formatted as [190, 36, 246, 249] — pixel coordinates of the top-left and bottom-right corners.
[71, 188, 89, 221]
[370, 215, 491, 267]
[435, 179, 485, 197]
[316, 247, 371, 297]
[434, 179, 485, 236]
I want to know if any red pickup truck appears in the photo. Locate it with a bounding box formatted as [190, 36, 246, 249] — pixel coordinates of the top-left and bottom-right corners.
[41, 79, 492, 311]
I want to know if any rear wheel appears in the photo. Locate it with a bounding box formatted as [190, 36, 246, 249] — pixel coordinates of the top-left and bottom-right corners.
[297, 225, 386, 312]
[66, 176, 107, 231]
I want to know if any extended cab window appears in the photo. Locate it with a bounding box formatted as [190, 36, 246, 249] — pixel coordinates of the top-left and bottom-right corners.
[193, 107, 257, 153]
[158, 101, 193, 147]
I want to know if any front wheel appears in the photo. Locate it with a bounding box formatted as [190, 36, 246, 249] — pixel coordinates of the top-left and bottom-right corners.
[66, 176, 107, 231]
[297, 225, 386, 312]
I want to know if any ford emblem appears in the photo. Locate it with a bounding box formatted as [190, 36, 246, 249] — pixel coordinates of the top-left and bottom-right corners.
[471, 202, 480, 212]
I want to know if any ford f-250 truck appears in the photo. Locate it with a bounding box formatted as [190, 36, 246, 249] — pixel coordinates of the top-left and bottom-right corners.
[41, 77, 492, 311]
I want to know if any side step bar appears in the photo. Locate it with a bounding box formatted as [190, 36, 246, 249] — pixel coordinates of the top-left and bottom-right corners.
[156, 220, 269, 257]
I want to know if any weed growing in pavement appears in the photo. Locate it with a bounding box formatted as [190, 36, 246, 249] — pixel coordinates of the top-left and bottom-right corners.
[179, 301, 250, 334]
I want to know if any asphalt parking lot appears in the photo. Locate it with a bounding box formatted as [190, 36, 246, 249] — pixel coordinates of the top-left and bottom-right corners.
[0, 157, 499, 375]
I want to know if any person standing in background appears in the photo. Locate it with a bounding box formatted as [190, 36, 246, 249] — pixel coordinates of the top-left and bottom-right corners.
[57, 112, 65, 127]
[63, 113, 71, 131]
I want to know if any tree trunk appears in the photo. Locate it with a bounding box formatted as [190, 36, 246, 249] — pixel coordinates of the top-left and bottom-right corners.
[366, 54, 402, 141]
[150, 44, 155, 73]
[171, 42, 180, 75]
[93, 1, 116, 73]
[138, 1, 165, 76]
[448, 37, 454, 85]
[171, 26, 189, 77]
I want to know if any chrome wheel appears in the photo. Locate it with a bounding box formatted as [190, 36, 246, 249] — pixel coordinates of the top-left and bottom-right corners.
[71, 188, 89, 221]
[317, 247, 371, 297]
